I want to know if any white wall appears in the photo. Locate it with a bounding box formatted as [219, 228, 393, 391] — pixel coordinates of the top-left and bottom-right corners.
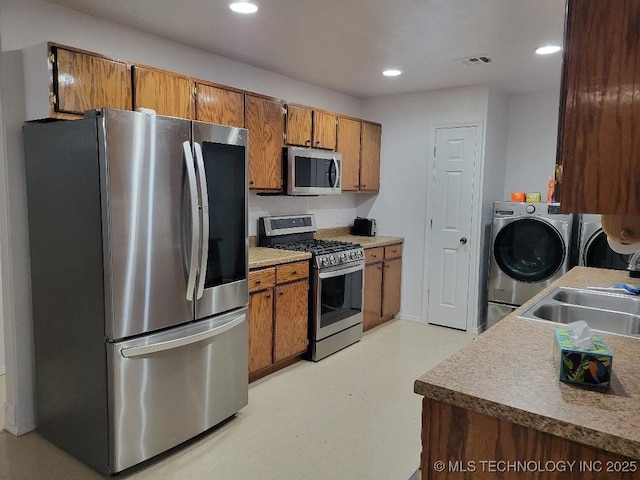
[0, 0, 364, 434]
[503, 90, 560, 199]
[359, 86, 491, 324]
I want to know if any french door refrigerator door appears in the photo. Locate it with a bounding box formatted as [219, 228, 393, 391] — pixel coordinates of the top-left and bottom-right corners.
[192, 122, 249, 320]
[107, 307, 248, 473]
[100, 110, 193, 340]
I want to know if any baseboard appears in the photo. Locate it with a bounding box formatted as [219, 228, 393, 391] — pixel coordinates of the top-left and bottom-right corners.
[395, 313, 423, 323]
[3, 401, 36, 436]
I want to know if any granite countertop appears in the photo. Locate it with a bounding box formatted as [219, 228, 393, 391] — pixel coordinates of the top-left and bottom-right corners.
[249, 229, 404, 269]
[414, 266, 640, 460]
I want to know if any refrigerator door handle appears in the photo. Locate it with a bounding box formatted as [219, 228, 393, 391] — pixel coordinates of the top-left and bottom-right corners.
[183, 141, 200, 301]
[120, 313, 246, 358]
[193, 142, 209, 300]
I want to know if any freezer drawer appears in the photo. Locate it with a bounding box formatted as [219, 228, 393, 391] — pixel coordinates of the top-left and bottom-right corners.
[107, 308, 248, 473]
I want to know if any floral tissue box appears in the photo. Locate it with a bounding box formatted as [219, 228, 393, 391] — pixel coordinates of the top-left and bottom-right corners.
[553, 327, 613, 389]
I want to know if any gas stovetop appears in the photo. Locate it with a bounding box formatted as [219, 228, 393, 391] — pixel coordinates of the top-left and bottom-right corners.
[258, 215, 365, 269]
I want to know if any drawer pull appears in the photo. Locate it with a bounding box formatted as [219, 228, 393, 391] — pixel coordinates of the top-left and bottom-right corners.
[278, 291, 284, 296]
[291, 270, 297, 274]
[255, 279, 261, 284]
[266, 294, 271, 299]
[372, 254, 378, 258]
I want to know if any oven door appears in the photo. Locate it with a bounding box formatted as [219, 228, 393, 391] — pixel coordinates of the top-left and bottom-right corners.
[313, 263, 364, 341]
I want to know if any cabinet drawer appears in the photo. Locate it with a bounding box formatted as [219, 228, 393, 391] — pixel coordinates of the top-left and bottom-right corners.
[384, 243, 403, 260]
[276, 261, 309, 284]
[248, 267, 276, 292]
[365, 247, 384, 264]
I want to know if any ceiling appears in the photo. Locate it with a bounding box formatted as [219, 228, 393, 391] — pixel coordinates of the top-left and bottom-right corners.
[44, 0, 566, 98]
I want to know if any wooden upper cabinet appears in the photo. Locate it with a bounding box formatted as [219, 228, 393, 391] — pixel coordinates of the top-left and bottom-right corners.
[557, 0, 640, 215]
[312, 110, 337, 150]
[337, 116, 362, 192]
[286, 104, 313, 146]
[51, 46, 131, 116]
[195, 82, 244, 127]
[360, 121, 382, 192]
[132, 66, 192, 119]
[245, 94, 285, 191]
[286, 104, 336, 150]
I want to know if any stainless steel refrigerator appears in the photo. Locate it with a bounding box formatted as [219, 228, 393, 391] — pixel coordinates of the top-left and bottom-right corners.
[23, 108, 249, 474]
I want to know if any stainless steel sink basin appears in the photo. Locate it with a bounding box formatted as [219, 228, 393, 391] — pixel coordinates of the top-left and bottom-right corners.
[518, 287, 640, 337]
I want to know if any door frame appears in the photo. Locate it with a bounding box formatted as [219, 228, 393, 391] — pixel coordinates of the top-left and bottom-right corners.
[422, 121, 485, 332]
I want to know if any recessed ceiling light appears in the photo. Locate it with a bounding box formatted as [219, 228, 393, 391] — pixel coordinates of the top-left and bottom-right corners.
[535, 45, 561, 55]
[229, 2, 258, 14]
[383, 69, 402, 77]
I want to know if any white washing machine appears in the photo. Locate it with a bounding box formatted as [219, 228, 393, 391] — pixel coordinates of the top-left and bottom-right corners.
[576, 214, 631, 270]
[486, 201, 573, 329]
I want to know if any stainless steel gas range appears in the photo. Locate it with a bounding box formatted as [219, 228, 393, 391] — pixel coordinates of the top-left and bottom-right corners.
[259, 214, 364, 361]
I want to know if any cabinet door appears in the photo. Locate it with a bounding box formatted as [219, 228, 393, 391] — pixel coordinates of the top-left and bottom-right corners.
[363, 262, 383, 331]
[360, 121, 381, 191]
[286, 104, 312, 147]
[53, 47, 131, 115]
[195, 83, 244, 127]
[313, 111, 337, 150]
[337, 116, 362, 192]
[382, 258, 402, 318]
[132, 66, 192, 119]
[245, 94, 285, 191]
[273, 280, 308, 362]
[249, 289, 274, 374]
[558, 0, 640, 215]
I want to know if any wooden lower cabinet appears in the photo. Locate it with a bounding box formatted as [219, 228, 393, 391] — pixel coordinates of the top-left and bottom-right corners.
[274, 280, 309, 361]
[421, 398, 637, 480]
[248, 261, 309, 381]
[363, 243, 402, 331]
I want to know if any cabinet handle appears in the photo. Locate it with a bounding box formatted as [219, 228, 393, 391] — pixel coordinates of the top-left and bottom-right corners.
[249, 180, 255, 185]
[278, 291, 284, 296]
[384, 264, 389, 269]
[362, 184, 366, 188]
[291, 270, 297, 275]
[265, 294, 271, 299]
[305, 140, 311, 146]
[255, 279, 261, 285]
[377, 265, 383, 270]
[371, 254, 378, 259]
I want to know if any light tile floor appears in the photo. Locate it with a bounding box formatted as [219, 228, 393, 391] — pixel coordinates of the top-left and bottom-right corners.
[0, 320, 475, 479]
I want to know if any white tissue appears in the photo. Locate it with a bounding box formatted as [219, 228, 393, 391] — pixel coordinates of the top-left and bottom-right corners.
[566, 320, 596, 350]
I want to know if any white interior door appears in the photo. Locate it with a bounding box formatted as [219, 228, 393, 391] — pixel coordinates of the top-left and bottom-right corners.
[427, 125, 478, 330]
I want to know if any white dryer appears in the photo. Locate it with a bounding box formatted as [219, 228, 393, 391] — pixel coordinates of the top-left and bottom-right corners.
[487, 201, 573, 328]
[577, 214, 631, 270]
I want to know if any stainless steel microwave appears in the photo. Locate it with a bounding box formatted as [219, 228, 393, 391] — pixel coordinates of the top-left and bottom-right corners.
[285, 146, 342, 195]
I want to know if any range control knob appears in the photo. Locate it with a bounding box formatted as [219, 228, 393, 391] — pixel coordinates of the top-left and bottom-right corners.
[350, 251, 356, 259]
[321, 257, 329, 267]
[340, 253, 348, 262]
[329, 255, 337, 265]
[526, 205, 536, 214]
[357, 250, 364, 258]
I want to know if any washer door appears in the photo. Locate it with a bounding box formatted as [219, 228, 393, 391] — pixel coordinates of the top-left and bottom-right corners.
[584, 229, 630, 270]
[494, 218, 565, 283]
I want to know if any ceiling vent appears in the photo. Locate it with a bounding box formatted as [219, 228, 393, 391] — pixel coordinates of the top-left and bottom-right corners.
[458, 55, 492, 66]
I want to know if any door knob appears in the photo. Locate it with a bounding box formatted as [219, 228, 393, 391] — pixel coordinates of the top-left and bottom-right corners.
[459, 237, 468, 245]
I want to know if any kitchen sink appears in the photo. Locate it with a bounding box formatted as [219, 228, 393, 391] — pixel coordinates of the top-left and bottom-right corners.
[518, 287, 640, 337]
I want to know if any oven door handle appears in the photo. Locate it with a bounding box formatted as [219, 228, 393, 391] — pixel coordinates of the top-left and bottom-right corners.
[318, 263, 364, 279]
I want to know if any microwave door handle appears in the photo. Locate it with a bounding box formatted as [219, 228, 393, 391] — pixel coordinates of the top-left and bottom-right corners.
[183, 141, 200, 301]
[194, 142, 209, 300]
[331, 156, 339, 189]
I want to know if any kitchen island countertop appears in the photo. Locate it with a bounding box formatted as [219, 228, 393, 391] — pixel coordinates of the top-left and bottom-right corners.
[415, 266, 640, 460]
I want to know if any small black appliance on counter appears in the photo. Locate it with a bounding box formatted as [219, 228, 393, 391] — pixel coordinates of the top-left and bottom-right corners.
[351, 217, 377, 236]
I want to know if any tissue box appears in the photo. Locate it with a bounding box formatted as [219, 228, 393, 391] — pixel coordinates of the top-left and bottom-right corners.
[553, 328, 613, 388]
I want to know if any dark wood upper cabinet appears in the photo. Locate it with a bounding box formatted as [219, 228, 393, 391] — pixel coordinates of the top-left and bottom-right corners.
[557, 0, 640, 214]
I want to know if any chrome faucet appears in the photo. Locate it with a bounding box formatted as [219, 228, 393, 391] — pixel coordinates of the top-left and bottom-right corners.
[628, 249, 640, 277]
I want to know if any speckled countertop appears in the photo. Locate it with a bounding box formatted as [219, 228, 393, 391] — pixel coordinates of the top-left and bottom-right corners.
[249, 228, 404, 269]
[414, 266, 640, 460]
